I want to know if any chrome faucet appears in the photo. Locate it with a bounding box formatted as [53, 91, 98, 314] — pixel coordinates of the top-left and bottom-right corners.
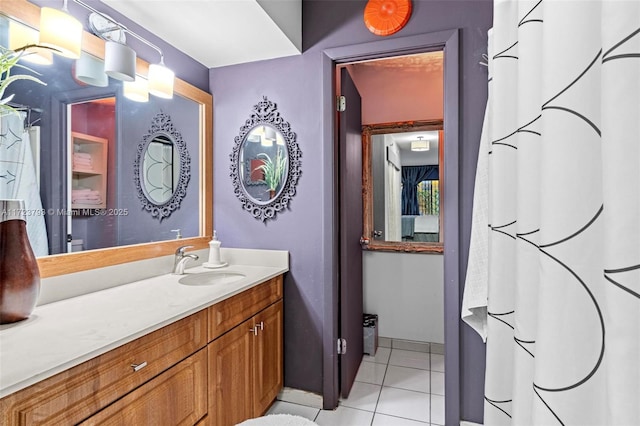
[173, 245, 199, 275]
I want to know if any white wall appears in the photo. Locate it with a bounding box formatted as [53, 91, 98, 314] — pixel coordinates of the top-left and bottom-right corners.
[363, 251, 444, 343]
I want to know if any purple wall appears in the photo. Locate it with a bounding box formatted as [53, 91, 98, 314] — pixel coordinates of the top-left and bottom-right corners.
[211, 0, 492, 422]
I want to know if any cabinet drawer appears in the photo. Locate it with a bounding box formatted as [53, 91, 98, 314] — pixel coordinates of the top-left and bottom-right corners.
[80, 348, 208, 425]
[208, 275, 283, 341]
[0, 310, 207, 426]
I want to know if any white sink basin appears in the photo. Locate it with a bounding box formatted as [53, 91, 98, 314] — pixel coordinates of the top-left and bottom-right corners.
[178, 271, 246, 286]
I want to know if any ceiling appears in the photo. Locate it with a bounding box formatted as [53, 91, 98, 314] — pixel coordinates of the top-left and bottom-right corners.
[100, 0, 302, 68]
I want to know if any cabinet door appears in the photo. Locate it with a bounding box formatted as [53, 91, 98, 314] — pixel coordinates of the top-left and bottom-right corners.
[80, 349, 207, 425]
[252, 300, 283, 416]
[208, 317, 253, 426]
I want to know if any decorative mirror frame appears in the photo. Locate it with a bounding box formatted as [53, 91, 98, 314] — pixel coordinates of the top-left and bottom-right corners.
[230, 96, 302, 221]
[362, 119, 444, 254]
[133, 111, 191, 221]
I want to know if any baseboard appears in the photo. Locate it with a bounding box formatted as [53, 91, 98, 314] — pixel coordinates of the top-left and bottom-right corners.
[460, 421, 483, 426]
[277, 387, 324, 409]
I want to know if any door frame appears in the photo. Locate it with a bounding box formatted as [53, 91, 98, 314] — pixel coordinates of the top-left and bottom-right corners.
[322, 29, 460, 424]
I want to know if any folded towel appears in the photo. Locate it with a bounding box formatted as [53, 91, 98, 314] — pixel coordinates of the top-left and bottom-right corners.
[73, 198, 102, 205]
[73, 152, 92, 160]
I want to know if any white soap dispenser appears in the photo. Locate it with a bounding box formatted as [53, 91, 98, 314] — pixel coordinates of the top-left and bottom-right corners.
[204, 230, 225, 268]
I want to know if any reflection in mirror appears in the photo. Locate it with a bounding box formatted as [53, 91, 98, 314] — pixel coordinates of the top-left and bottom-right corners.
[0, 15, 201, 255]
[240, 125, 288, 203]
[363, 120, 443, 253]
[134, 111, 191, 221]
[143, 134, 178, 205]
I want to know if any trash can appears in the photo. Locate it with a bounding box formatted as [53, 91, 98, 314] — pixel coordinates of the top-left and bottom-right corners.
[363, 314, 378, 356]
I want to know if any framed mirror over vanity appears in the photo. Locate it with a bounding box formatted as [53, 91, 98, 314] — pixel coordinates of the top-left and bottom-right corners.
[0, 0, 213, 278]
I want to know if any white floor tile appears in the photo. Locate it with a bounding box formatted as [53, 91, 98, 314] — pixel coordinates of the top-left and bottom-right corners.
[430, 371, 445, 395]
[376, 387, 430, 423]
[315, 406, 374, 426]
[266, 400, 320, 421]
[392, 339, 430, 353]
[430, 394, 445, 425]
[339, 381, 381, 412]
[389, 349, 430, 370]
[364, 346, 391, 364]
[355, 361, 387, 385]
[430, 354, 445, 373]
[372, 413, 431, 426]
[383, 365, 430, 393]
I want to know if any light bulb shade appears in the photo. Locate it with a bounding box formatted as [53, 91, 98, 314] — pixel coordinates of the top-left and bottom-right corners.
[148, 63, 174, 99]
[104, 41, 136, 82]
[39, 7, 82, 59]
[75, 52, 108, 87]
[9, 21, 53, 65]
[264, 127, 277, 141]
[123, 76, 149, 103]
[411, 140, 430, 151]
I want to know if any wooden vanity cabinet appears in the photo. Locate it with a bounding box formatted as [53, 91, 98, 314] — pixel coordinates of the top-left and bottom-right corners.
[0, 275, 283, 426]
[0, 310, 208, 425]
[208, 276, 283, 426]
[80, 349, 208, 426]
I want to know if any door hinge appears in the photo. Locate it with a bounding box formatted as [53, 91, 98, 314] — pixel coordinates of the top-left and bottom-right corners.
[337, 338, 347, 355]
[337, 95, 346, 112]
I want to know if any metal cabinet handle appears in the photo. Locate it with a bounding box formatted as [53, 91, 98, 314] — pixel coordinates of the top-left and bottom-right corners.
[249, 322, 264, 335]
[131, 361, 148, 372]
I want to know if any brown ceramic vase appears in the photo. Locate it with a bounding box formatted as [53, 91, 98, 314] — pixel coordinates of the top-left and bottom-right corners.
[0, 199, 41, 324]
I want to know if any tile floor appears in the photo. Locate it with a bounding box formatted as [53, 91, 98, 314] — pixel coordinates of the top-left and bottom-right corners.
[266, 341, 445, 425]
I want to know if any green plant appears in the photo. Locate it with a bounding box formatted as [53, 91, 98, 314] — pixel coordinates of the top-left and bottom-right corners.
[0, 45, 46, 116]
[256, 147, 287, 192]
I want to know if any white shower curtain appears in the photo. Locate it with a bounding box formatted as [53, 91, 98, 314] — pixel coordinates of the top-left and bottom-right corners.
[0, 112, 49, 256]
[463, 0, 640, 424]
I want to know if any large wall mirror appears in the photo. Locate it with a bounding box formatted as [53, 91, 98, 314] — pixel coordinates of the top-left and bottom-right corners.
[0, 0, 213, 278]
[363, 120, 443, 253]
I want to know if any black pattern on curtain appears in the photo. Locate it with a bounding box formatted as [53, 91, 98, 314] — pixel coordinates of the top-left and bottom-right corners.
[401, 165, 438, 215]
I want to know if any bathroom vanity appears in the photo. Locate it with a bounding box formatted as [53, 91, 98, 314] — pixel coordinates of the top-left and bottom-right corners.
[0, 252, 287, 426]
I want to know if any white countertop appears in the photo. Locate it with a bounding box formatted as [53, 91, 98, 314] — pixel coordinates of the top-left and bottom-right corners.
[0, 256, 288, 399]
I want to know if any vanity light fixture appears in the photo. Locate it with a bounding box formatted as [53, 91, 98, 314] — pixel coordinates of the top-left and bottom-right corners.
[123, 75, 149, 102]
[8, 21, 53, 65]
[38, 0, 83, 59]
[148, 58, 174, 99]
[261, 126, 276, 147]
[104, 40, 136, 82]
[75, 51, 109, 87]
[58, 0, 176, 97]
[411, 136, 430, 152]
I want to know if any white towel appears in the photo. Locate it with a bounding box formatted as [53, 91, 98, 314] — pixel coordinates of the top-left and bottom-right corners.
[0, 113, 49, 256]
[461, 100, 490, 342]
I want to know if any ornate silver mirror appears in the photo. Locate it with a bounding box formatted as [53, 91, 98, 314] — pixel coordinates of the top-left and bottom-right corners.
[230, 97, 301, 221]
[134, 111, 191, 221]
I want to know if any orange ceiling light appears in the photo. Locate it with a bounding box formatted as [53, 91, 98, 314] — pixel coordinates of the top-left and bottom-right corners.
[363, 0, 412, 36]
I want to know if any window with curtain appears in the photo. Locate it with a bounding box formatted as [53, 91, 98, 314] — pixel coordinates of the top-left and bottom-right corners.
[401, 165, 438, 215]
[417, 180, 439, 216]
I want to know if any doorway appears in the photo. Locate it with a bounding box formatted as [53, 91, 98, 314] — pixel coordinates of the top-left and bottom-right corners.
[324, 30, 460, 424]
